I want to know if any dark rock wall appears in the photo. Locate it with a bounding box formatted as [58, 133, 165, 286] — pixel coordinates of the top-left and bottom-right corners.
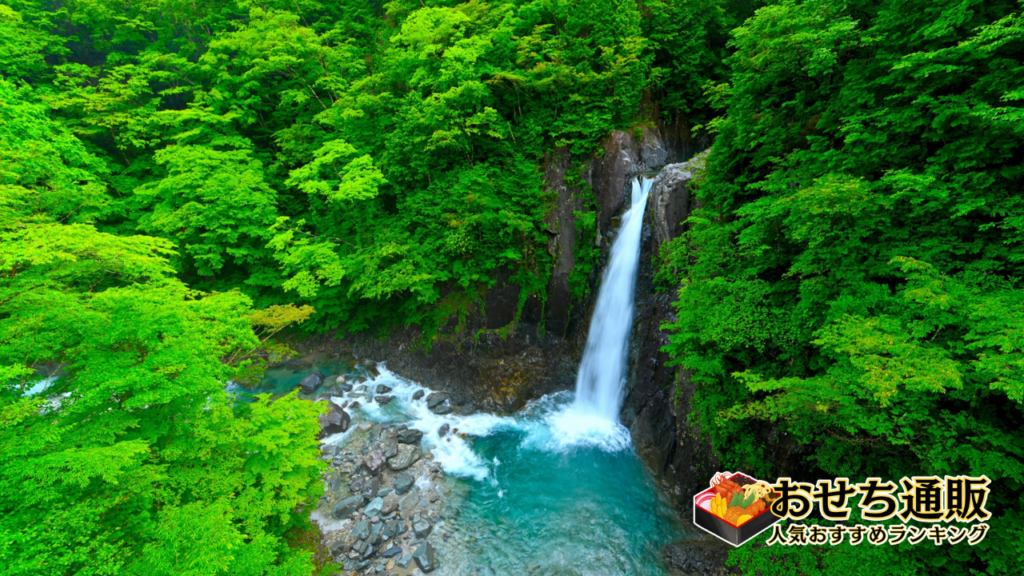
[622, 152, 718, 511]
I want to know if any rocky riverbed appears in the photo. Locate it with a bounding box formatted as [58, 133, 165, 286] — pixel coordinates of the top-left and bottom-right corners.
[315, 420, 456, 574]
[303, 367, 467, 575]
[249, 359, 684, 576]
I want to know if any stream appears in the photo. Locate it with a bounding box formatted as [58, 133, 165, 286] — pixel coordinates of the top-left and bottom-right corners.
[238, 177, 685, 575]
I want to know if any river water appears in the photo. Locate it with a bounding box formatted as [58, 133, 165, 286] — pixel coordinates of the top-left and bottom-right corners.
[242, 177, 684, 574]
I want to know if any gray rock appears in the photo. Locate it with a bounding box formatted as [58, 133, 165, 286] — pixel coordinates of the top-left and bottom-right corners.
[384, 442, 398, 459]
[374, 395, 393, 405]
[328, 538, 347, 554]
[367, 364, 381, 378]
[355, 559, 371, 570]
[430, 404, 452, 415]
[413, 519, 433, 539]
[336, 382, 353, 392]
[387, 444, 422, 471]
[398, 488, 421, 516]
[376, 384, 392, 394]
[397, 429, 423, 444]
[382, 518, 399, 540]
[353, 519, 370, 541]
[412, 390, 425, 401]
[413, 542, 438, 573]
[640, 125, 669, 170]
[363, 450, 386, 475]
[332, 495, 364, 519]
[438, 423, 450, 437]
[298, 370, 324, 394]
[361, 477, 380, 501]
[425, 392, 448, 409]
[394, 473, 415, 495]
[396, 552, 414, 569]
[382, 546, 403, 559]
[318, 403, 350, 438]
[663, 537, 731, 576]
[364, 497, 384, 517]
[380, 493, 398, 515]
[369, 521, 384, 546]
[377, 488, 391, 498]
[649, 155, 704, 259]
[335, 374, 348, 385]
[350, 476, 365, 492]
[348, 400, 360, 410]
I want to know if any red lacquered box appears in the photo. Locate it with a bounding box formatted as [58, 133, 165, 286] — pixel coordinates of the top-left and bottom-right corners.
[692, 472, 782, 546]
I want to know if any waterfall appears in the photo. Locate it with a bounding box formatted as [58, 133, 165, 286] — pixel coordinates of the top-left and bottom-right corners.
[573, 177, 652, 422]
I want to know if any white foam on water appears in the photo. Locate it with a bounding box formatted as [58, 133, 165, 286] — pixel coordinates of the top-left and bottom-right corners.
[338, 363, 634, 486]
[310, 508, 351, 533]
[537, 403, 632, 453]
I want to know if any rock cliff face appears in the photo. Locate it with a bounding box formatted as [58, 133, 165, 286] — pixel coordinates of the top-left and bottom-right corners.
[622, 152, 719, 508]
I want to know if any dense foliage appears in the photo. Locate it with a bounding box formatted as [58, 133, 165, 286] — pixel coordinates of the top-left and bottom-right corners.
[4, 0, 1020, 574]
[662, 0, 1024, 573]
[0, 0, 738, 574]
[0, 77, 324, 575]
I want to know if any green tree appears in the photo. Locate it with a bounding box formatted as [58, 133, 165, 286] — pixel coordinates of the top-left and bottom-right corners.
[0, 77, 323, 576]
[663, 1, 1024, 573]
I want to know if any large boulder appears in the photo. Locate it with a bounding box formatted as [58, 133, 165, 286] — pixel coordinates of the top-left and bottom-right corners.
[398, 488, 421, 517]
[413, 542, 438, 573]
[363, 496, 384, 517]
[412, 517, 433, 539]
[387, 444, 422, 471]
[425, 392, 448, 409]
[360, 476, 380, 501]
[426, 392, 452, 414]
[363, 450, 386, 475]
[380, 493, 398, 516]
[397, 429, 423, 444]
[298, 370, 325, 394]
[648, 151, 707, 258]
[318, 403, 350, 438]
[331, 495, 363, 519]
[352, 519, 370, 541]
[640, 125, 670, 170]
[393, 473, 415, 495]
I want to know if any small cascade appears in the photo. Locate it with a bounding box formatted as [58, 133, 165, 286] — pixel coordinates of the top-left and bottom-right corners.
[573, 176, 653, 422]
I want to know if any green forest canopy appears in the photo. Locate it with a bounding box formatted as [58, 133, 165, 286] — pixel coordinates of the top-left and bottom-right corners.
[1, 0, 1021, 574]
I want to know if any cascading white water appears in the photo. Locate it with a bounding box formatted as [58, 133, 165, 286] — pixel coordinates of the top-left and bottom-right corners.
[573, 176, 652, 422]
